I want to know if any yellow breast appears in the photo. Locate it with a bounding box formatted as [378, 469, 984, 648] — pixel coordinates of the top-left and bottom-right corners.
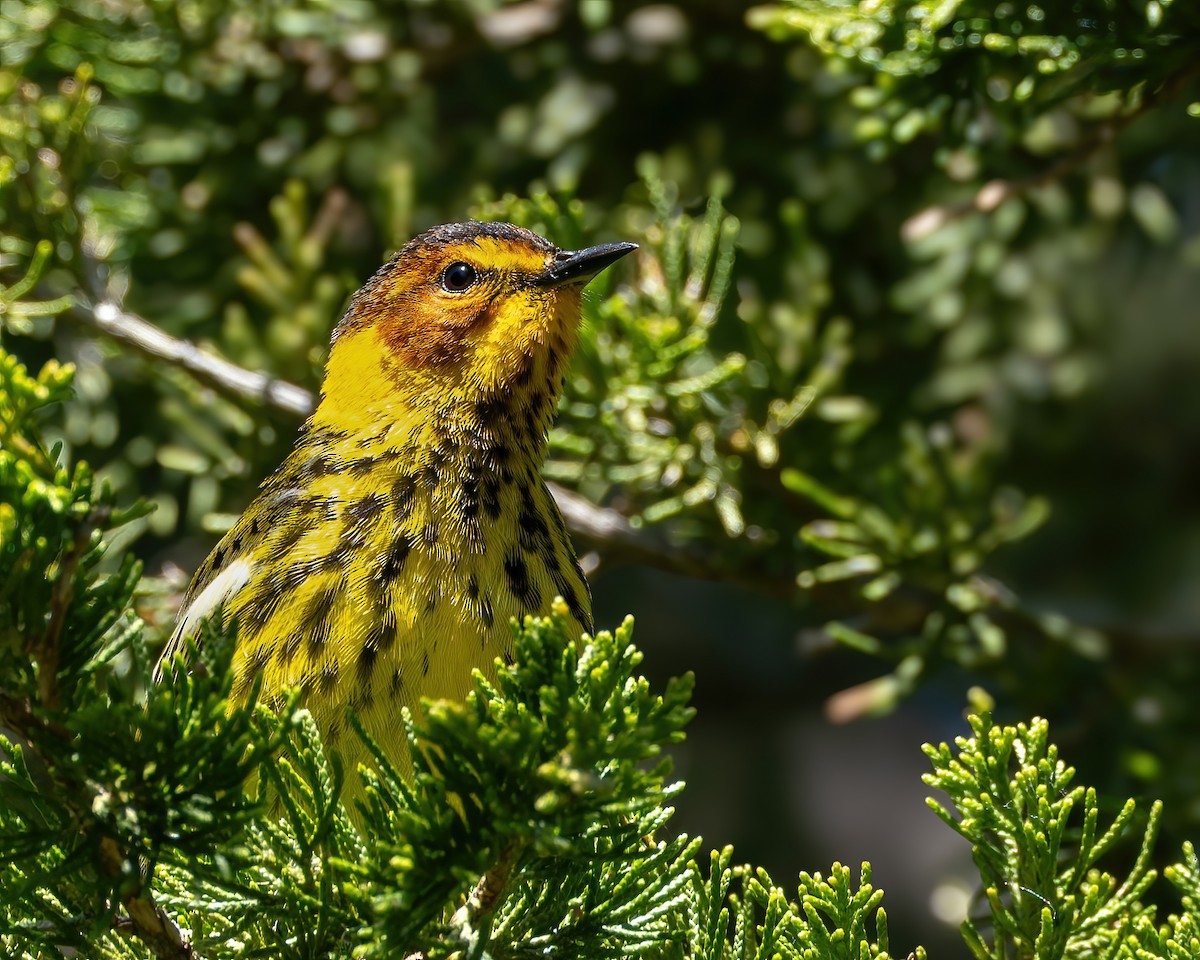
[166, 219, 635, 790]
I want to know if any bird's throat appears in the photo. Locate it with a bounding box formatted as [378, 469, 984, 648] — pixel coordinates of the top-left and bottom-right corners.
[313, 324, 561, 466]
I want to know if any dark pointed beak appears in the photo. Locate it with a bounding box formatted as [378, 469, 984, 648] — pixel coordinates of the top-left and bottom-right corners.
[531, 241, 638, 288]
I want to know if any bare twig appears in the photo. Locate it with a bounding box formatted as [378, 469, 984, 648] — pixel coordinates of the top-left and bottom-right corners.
[99, 838, 200, 960]
[902, 61, 1200, 243]
[449, 841, 525, 953]
[71, 299, 316, 418]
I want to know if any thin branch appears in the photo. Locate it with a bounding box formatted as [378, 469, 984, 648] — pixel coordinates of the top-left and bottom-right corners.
[35, 503, 107, 709]
[449, 840, 526, 955]
[902, 60, 1200, 243]
[98, 837, 200, 960]
[71, 299, 316, 419]
[550, 480, 796, 595]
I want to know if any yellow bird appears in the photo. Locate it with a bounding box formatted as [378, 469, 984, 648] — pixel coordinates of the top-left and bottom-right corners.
[164, 221, 636, 782]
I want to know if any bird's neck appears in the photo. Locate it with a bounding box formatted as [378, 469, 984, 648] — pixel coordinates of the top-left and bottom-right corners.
[306, 324, 560, 474]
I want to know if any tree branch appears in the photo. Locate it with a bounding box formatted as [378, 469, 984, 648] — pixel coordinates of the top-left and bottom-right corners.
[448, 840, 525, 954]
[71, 299, 315, 419]
[100, 836, 200, 960]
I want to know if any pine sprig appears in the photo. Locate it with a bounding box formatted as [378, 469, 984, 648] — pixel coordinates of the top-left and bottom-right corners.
[795, 862, 891, 960]
[923, 714, 1162, 960]
[1119, 843, 1200, 960]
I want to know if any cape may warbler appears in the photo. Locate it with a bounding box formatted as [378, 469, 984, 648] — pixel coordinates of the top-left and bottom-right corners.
[165, 221, 636, 780]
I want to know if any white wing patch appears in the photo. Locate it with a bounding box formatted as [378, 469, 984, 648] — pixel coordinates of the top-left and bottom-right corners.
[158, 558, 255, 678]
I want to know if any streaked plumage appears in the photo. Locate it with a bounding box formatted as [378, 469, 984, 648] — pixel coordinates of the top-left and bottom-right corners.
[164, 221, 636, 782]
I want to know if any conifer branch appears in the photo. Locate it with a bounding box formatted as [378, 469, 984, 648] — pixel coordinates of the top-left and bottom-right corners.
[449, 840, 526, 946]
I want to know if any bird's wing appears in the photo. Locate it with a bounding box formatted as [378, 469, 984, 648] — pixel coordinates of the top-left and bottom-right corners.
[156, 500, 269, 676]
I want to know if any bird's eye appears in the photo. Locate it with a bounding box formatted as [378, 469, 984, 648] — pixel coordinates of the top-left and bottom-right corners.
[441, 261, 479, 292]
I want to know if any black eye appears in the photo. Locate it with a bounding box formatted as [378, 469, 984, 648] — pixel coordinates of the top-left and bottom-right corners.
[441, 261, 479, 292]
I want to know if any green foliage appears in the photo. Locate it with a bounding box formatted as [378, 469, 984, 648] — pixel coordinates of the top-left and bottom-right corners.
[925, 714, 1160, 959]
[748, 0, 1200, 159]
[0, 349, 278, 955]
[0, 347, 147, 701]
[0, 241, 73, 328]
[748, 0, 1200, 420]
[219, 181, 356, 386]
[363, 609, 695, 957]
[1140, 844, 1200, 960]
[921, 714, 1200, 960]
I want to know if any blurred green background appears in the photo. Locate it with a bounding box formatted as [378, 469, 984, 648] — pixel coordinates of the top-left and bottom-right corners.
[3, 1, 1199, 952]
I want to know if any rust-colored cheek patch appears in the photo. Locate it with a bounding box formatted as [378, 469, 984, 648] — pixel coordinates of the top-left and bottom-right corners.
[364, 289, 496, 370]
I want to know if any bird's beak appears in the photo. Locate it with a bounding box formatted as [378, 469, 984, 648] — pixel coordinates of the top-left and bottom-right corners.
[531, 241, 638, 289]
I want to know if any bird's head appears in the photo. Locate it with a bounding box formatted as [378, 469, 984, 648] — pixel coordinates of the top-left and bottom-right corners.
[321, 221, 635, 431]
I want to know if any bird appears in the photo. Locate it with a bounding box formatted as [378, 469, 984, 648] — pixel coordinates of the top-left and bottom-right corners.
[162, 220, 636, 785]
